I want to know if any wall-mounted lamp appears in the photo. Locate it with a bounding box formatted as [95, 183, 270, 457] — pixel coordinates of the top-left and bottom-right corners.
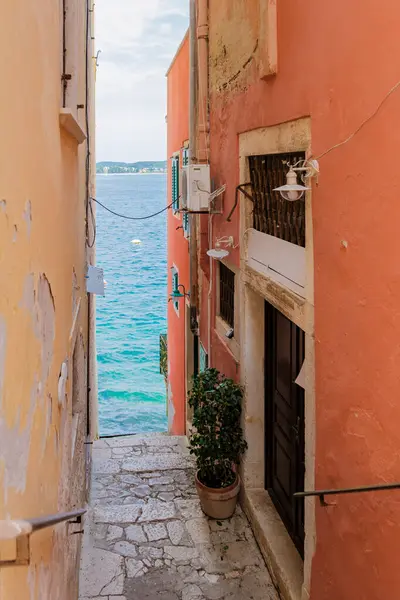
[274, 159, 319, 201]
[169, 284, 190, 301]
[207, 236, 234, 260]
[94, 50, 101, 67]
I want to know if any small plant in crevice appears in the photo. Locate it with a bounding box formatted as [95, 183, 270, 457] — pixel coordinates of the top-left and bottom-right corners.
[220, 544, 229, 561]
[188, 368, 248, 490]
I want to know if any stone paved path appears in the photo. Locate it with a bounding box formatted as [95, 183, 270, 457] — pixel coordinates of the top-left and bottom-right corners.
[79, 434, 278, 600]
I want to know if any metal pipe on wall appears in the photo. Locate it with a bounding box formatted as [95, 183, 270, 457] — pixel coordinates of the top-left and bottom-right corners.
[197, 0, 211, 363]
[197, 0, 209, 163]
[189, 0, 199, 317]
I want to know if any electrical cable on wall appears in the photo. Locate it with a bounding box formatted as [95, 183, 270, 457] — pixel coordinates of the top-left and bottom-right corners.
[315, 76, 400, 161]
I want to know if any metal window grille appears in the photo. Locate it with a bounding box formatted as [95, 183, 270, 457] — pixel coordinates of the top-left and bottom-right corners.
[219, 263, 235, 328]
[249, 152, 306, 248]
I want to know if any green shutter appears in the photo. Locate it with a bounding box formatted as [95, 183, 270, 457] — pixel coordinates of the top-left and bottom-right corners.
[171, 268, 179, 313]
[183, 212, 190, 237]
[182, 147, 189, 230]
[171, 156, 179, 212]
[199, 342, 208, 372]
[173, 271, 179, 291]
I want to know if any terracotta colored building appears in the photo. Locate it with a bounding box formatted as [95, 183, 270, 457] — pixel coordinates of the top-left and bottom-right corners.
[169, 1, 400, 599]
[0, 1, 96, 598]
[165, 32, 194, 435]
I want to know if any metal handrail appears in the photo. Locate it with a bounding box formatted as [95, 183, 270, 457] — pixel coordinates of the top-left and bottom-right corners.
[294, 483, 400, 506]
[27, 509, 86, 532]
[0, 509, 86, 567]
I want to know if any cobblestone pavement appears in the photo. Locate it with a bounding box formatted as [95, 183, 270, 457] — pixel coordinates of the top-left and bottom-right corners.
[79, 434, 278, 600]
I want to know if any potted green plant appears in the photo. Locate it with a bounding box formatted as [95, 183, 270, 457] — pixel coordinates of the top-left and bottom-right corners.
[188, 368, 248, 519]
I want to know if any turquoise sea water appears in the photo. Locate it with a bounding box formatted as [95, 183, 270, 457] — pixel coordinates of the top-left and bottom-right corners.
[96, 174, 168, 435]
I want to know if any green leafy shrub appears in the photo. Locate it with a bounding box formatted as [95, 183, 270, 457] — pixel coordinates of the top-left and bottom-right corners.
[188, 368, 248, 489]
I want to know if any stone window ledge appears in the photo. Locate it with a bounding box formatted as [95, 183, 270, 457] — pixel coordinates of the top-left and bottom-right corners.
[59, 108, 87, 144]
[215, 315, 240, 362]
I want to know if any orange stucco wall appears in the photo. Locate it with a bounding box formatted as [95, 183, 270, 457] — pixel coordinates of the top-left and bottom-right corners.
[202, 0, 400, 598]
[0, 2, 95, 599]
[166, 33, 190, 435]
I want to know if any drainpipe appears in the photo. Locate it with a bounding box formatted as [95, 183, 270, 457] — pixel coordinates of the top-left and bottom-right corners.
[196, 0, 211, 364]
[189, 0, 199, 323]
[197, 0, 209, 163]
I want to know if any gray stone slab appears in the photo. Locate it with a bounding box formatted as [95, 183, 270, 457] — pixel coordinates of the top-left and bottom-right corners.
[94, 439, 110, 449]
[79, 547, 124, 597]
[164, 546, 199, 562]
[144, 522, 168, 541]
[113, 541, 137, 557]
[149, 476, 174, 486]
[175, 499, 204, 519]
[140, 435, 184, 447]
[133, 484, 151, 498]
[186, 518, 211, 545]
[107, 525, 123, 541]
[167, 521, 186, 545]
[93, 504, 141, 524]
[93, 459, 121, 474]
[112, 447, 132, 456]
[106, 435, 142, 448]
[182, 584, 203, 600]
[126, 558, 146, 578]
[139, 501, 176, 522]
[123, 454, 193, 473]
[126, 524, 147, 543]
[93, 447, 112, 461]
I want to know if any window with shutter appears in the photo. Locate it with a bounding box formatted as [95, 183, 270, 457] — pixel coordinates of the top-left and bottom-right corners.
[171, 266, 179, 315]
[172, 155, 180, 212]
[219, 263, 235, 328]
[199, 342, 208, 372]
[181, 146, 189, 236]
[183, 212, 190, 238]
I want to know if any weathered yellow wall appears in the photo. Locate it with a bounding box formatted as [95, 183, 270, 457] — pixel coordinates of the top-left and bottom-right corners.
[0, 1, 95, 598]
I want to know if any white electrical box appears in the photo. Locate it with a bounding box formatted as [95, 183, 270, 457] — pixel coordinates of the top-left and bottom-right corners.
[180, 164, 211, 212]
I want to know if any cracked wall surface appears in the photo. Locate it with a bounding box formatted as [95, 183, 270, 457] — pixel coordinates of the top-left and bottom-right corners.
[0, 1, 95, 598]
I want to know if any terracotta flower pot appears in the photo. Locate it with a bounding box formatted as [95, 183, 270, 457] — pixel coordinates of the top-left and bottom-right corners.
[195, 472, 241, 520]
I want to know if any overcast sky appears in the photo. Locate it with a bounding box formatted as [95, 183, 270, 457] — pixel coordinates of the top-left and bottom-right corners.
[96, 1, 189, 163]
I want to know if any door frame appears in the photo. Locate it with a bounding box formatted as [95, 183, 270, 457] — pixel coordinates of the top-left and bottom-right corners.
[264, 301, 305, 557]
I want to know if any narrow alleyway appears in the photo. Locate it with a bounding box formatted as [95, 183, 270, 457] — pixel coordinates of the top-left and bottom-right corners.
[79, 434, 279, 600]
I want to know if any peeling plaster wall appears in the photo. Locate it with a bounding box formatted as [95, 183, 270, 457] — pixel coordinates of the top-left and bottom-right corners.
[0, 1, 95, 599]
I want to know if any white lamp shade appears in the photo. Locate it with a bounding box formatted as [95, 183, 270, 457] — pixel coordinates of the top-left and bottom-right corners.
[207, 248, 230, 259]
[273, 183, 310, 201]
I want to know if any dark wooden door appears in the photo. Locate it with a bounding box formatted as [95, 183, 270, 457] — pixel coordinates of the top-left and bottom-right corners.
[265, 302, 305, 557]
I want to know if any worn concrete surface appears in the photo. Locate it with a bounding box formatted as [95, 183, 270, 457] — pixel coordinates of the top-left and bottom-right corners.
[79, 434, 278, 600]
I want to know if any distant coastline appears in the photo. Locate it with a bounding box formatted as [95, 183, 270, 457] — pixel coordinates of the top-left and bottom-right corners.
[96, 160, 167, 174]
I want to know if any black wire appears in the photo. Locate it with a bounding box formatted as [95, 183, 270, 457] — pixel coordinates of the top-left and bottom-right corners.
[91, 197, 174, 220]
[88, 200, 97, 245]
